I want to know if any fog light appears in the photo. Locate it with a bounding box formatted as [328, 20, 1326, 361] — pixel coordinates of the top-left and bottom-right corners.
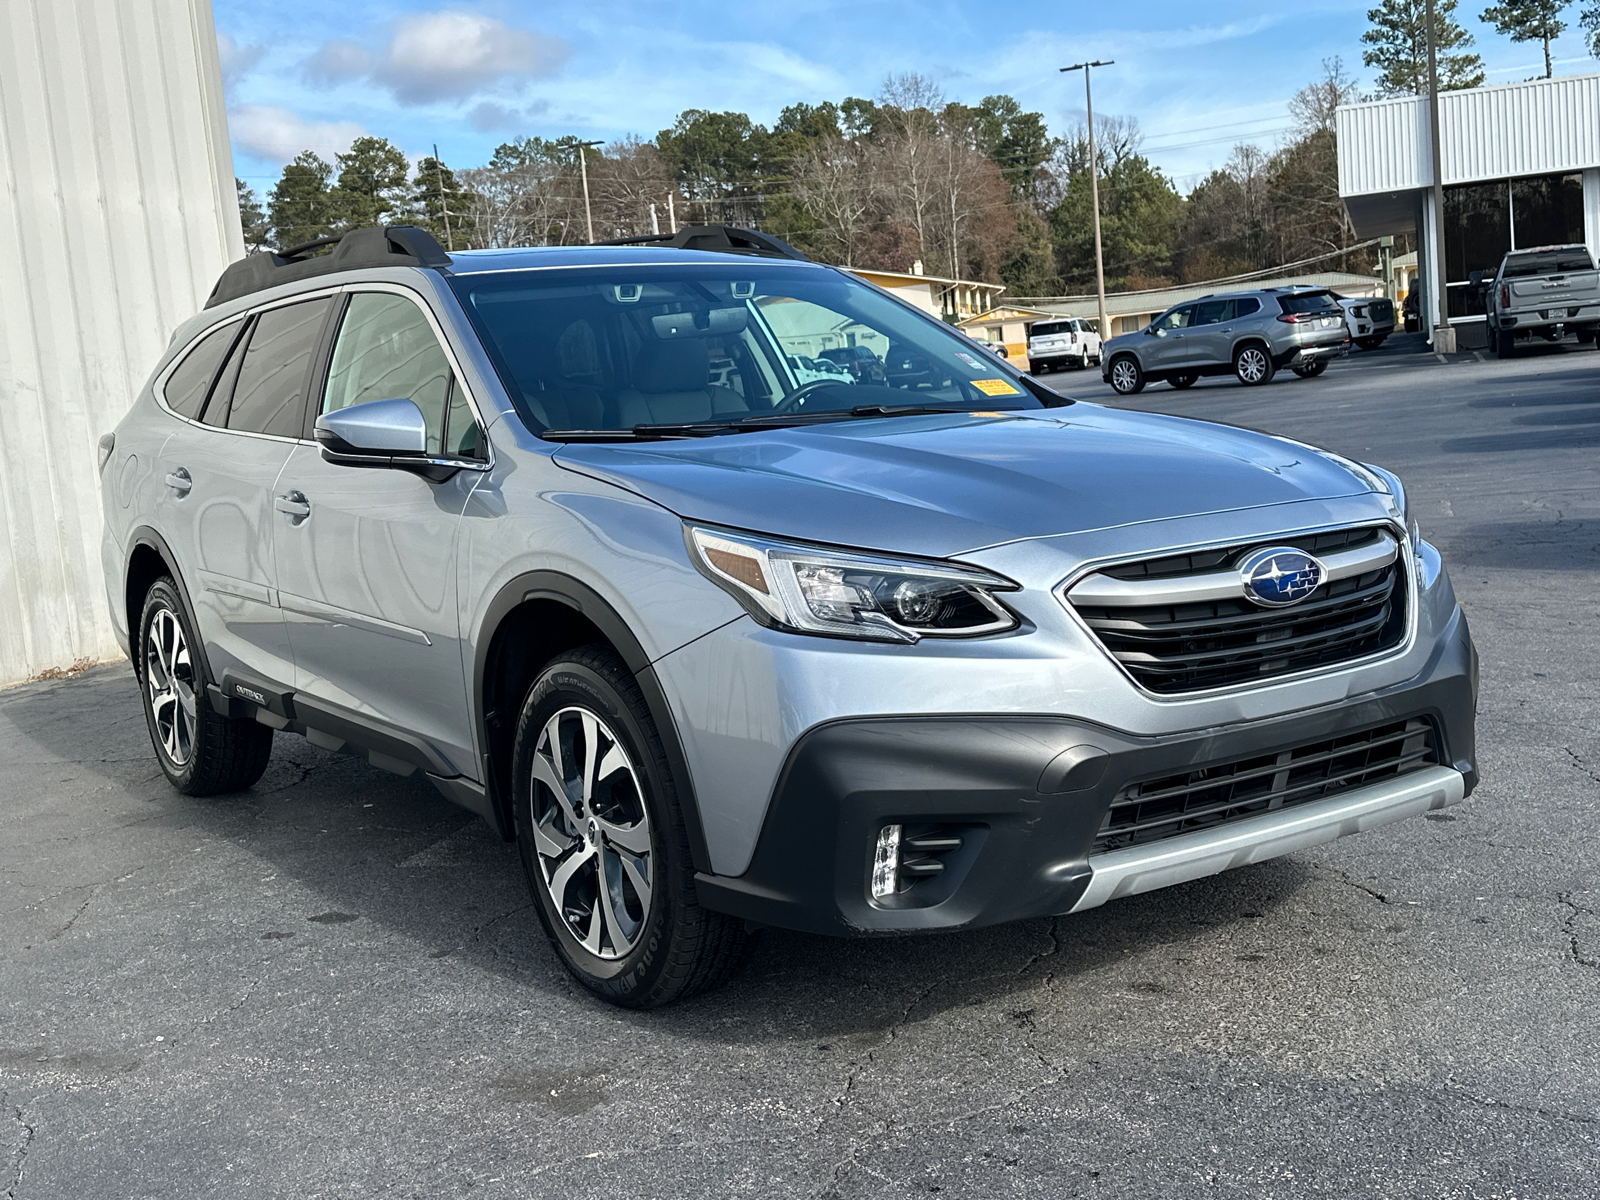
[871, 824, 902, 899]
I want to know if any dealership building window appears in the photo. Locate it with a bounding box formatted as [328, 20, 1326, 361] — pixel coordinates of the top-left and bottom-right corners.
[1445, 173, 1586, 318]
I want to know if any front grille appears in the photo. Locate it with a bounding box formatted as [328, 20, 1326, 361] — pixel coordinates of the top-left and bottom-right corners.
[1093, 718, 1438, 855]
[1067, 528, 1408, 694]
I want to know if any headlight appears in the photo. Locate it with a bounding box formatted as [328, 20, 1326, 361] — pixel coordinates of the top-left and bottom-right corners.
[1365, 463, 1421, 553]
[686, 524, 1020, 643]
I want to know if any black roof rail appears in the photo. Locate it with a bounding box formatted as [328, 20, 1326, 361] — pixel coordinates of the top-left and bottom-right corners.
[597, 224, 809, 262]
[204, 225, 451, 309]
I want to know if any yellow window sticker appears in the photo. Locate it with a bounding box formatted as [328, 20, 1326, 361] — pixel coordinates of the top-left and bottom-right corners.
[971, 378, 1022, 397]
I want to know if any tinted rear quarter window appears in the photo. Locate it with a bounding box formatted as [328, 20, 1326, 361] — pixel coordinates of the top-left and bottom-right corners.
[226, 298, 334, 437]
[163, 320, 242, 418]
[1031, 322, 1070, 337]
[1277, 292, 1339, 315]
[1236, 297, 1262, 316]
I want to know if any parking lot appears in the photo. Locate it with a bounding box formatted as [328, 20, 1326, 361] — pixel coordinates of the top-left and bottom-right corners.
[2, 334, 1598, 1199]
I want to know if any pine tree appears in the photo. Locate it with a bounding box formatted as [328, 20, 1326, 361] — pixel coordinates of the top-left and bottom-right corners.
[410, 155, 474, 249]
[1481, 0, 1571, 76]
[1362, 0, 1485, 95]
[266, 152, 335, 251]
[1585, 3, 1600, 55]
[235, 178, 271, 253]
[330, 137, 409, 231]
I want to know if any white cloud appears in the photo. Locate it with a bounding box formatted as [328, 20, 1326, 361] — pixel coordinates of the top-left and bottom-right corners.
[230, 104, 366, 165]
[215, 31, 264, 90]
[468, 99, 551, 132]
[302, 39, 372, 87]
[300, 12, 570, 107]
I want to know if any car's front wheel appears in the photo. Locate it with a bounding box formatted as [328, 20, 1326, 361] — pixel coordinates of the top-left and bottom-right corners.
[138, 577, 273, 795]
[1108, 355, 1145, 395]
[512, 645, 755, 1008]
[1233, 344, 1275, 387]
[1356, 335, 1385, 350]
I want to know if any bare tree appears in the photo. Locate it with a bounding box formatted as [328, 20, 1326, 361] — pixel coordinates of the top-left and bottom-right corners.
[1289, 56, 1362, 135]
[590, 137, 674, 239]
[790, 133, 877, 265]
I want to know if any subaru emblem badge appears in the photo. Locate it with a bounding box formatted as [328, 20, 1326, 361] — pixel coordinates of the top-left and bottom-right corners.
[1239, 547, 1326, 608]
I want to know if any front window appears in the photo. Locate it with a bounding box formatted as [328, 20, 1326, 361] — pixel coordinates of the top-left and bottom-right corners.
[448, 263, 1058, 436]
[1152, 306, 1193, 331]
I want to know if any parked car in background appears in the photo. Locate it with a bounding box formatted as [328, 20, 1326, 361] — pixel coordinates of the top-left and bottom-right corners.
[1484, 245, 1600, 358]
[818, 343, 887, 383]
[1100, 286, 1349, 395]
[1027, 318, 1100, 373]
[787, 354, 853, 385]
[102, 225, 1475, 1010]
[1335, 293, 1396, 350]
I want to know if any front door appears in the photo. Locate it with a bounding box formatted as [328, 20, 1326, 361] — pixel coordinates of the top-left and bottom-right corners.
[1148, 304, 1197, 370]
[273, 288, 487, 776]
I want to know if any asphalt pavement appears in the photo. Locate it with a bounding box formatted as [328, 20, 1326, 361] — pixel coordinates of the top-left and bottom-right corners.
[4, 333, 1599, 1199]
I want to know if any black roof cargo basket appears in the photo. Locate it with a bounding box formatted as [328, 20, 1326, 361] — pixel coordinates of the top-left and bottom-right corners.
[597, 224, 809, 262]
[205, 225, 451, 309]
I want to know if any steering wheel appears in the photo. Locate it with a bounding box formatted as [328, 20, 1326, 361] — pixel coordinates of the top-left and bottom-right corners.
[767, 379, 843, 416]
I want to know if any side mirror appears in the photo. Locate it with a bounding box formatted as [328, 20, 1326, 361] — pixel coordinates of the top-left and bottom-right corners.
[1147, 325, 1164, 337]
[316, 397, 427, 460]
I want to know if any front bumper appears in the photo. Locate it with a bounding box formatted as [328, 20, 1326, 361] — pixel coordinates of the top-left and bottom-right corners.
[694, 609, 1477, 936]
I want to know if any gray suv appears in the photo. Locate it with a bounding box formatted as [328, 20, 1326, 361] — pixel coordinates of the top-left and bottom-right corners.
[1102, 286, 1351, 394]
[101, 225, 1477, 1008]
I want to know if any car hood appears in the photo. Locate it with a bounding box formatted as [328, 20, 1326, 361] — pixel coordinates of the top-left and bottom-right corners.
[550, 406, 1374, 559]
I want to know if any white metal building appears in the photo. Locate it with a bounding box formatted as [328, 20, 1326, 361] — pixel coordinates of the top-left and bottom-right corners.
[1337, 73, 1600, 338]
[0, 0, 241, 685]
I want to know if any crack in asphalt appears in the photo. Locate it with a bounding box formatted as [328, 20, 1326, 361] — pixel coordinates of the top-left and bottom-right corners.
[1449, 1086, 1600, 1127]
[1561, 746, 1600, 787]
[1558, 892, 1599, 975]
[1319, 864, 1391, 904]
[45, 889, 97, 942]
[5, 1100, 34, 1200]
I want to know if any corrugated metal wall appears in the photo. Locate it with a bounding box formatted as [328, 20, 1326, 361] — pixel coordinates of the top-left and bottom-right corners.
[0, 0, 241, 685]
[1338, 73, 1600, 197]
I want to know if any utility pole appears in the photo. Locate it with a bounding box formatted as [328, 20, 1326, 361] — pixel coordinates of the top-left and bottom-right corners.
[650, 202, 660, 235]
[666, 192, 677, 233]
[1424, 0, 1454, 352]
[574, 139, 603, 243]
[431, 143, 453, 251]
[1061, 61, 1114, 342]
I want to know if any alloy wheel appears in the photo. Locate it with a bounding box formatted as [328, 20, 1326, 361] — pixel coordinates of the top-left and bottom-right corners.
[1236, 348, 1269, 384]
[529, 706, 653, 960]
[1110, 359, 1140, 393]
[145, 607, 196, 766]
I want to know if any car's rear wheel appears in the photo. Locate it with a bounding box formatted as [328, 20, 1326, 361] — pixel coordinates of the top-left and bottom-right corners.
[138, 577, 273, 795]
[1029, 360, 1047, 374]
[1108, 355, 1144, 395]
[1576, 325, 1597, 346]
[1169, 373, 1198, 389]
[1233, 344, 1275, 387]
[1495, 329, 1515, 358]
[1290, 359, 1328, 378]
[512, 645, 755, 1008]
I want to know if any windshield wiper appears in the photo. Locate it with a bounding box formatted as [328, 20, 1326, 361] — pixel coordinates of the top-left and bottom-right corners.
[540, 404, 1025, 443]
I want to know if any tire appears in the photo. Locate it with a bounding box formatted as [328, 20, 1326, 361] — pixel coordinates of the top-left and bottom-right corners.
[1233, 344, 1275, 387]
[1029, 360, 1047, 374]
[1290, 359, 1329, 378]
[138, 577, 273, 795]
[1169, 373, 1198, 389]
[1107, 355, 1145, 395]
[512, 645, 755, 1008]
[1495, 330, 1515, 359]
[1355, 336, 1384, 350]
[1577, 326, 1597, 346]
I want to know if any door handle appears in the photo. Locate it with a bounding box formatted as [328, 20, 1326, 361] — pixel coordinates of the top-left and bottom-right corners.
[165, 468, 192, 495]
[274, 491, 311, 520]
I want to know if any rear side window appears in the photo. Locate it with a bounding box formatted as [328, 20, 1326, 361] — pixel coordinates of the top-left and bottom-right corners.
[1236, 297, 1262, 317]
[1031, 321, 1070, 337]
[163, 320, 241, 418]
[1277, 292, 1339, 315]
[225, 298, 334, 437]
[1192, 300, 1237, 326]
[325, 292, 455, 456]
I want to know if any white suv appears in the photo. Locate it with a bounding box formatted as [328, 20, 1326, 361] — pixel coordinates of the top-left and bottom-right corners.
[1027, 318, 1100, 373]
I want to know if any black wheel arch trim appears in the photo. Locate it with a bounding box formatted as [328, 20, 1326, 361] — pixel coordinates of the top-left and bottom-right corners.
[124, 526, 216, 692]
[472, 569, 714, 871]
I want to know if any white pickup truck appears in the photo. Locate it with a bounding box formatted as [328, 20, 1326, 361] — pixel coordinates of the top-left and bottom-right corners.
[1484, 245, 1600, 358]
[1026, 317, 1101, 373]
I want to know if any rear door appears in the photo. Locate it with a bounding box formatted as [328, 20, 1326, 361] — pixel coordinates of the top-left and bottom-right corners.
[273, 286, 489, 776]
[1184, 299, 1237, 367]
[154, 294, 334, 690]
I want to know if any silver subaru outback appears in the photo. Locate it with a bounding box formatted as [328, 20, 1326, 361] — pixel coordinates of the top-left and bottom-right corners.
[1101, 286, 1351, 395]
[100, 225, 1476, 1008]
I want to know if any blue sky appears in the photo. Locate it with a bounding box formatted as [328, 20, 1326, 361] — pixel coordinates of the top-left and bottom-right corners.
[216, 0, 1600, 199]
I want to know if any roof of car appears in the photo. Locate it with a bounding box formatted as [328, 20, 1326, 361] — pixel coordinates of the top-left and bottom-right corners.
[443, 244, 825, 275]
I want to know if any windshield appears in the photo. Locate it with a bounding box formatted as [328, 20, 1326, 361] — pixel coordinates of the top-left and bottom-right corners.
[448, 262, 1057, 435]
[1503, 250, 1595, 277]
